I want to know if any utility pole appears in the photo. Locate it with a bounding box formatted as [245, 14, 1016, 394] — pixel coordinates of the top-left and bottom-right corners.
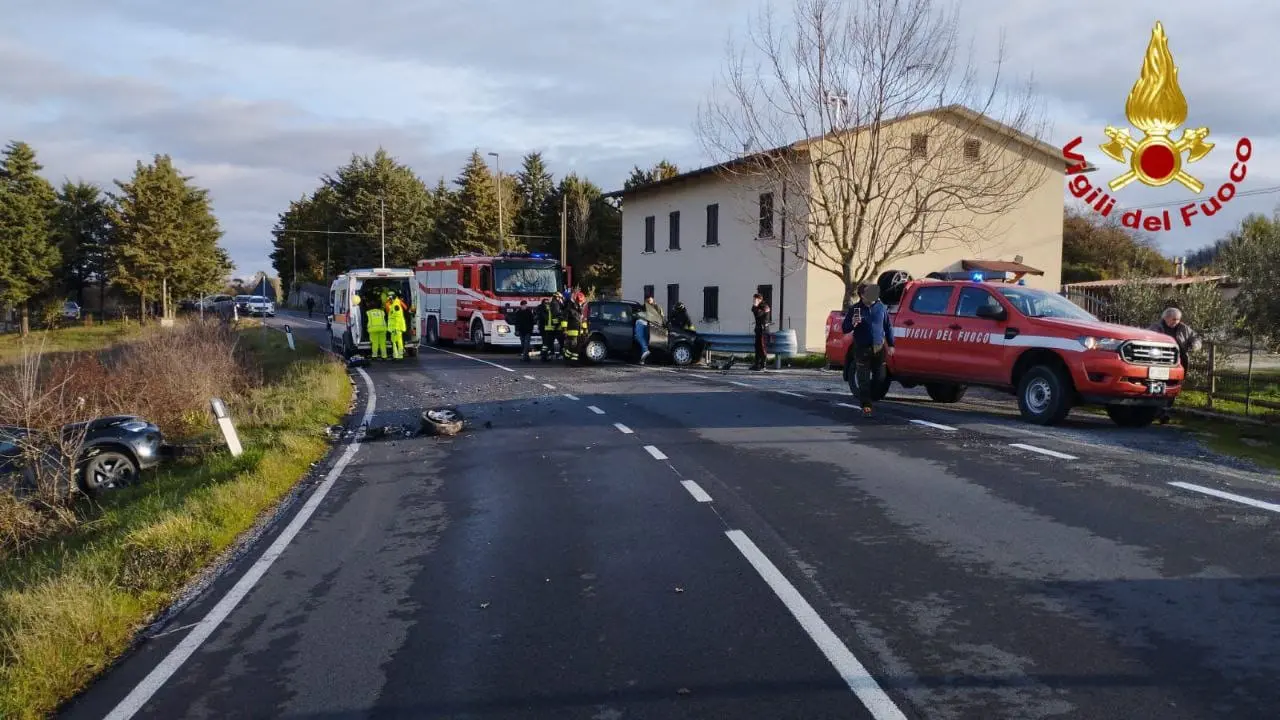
[325, 223, 331, 284]
[292, 237, 297, 306]
[488, 151, 504, 253]
[778, 181, 786, 328]
[380, 195, 386, 268]
[560, 194, 567, 264]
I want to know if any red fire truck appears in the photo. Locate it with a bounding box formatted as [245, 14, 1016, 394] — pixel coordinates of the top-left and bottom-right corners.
[414, 252, 569, 350]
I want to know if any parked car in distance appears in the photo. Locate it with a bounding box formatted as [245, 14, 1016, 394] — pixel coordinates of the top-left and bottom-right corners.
[0, 415, 164, 495]
[236, 295, 275, 317]
[62, 301, 81, 320]
[826, 277, 1184, 427]
[582, 300, 700, 365]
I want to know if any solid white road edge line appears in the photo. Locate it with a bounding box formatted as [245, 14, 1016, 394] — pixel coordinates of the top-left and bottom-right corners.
[643, 445, 668, 460]
[542, 383, 556, 390]
[420, 344, 515, 373]
[588, 405, 605, 415]
[614, 422, 634, 434]
[775, 390, 806, 398]
[104, 368, 378, 720]
[910, 419, 958, 431]
[563, 393, 580, 401]
[725, 530, 908, 720]
[1009, 443, 1078, 461]
[681, 480, 713, 503]
[1169, 481, 1280, 513]
[729, 381, 751, 388]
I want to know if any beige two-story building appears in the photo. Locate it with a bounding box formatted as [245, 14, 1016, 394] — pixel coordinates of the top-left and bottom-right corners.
[609, 105, 1075, 351]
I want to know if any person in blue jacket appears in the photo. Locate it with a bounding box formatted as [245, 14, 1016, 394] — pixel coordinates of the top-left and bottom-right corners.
[841, 283, 895, 416]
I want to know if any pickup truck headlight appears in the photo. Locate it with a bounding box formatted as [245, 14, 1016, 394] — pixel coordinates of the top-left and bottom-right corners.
[1078, 336, 1123, 351]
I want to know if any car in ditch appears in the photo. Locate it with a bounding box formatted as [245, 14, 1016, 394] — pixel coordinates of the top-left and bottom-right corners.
[581, 300, 701, 366]
[0, 415, 165, 495]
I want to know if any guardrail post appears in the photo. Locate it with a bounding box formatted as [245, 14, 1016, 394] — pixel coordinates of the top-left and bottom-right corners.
[210, 397, 243, 457]
[1205, 342, 1216, 409]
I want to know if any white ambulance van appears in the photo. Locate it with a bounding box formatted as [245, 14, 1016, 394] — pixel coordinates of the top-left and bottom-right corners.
[327, 268, 419, 358]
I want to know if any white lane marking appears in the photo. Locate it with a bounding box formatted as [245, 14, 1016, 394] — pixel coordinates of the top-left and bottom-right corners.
[837, 402, 858, 409]
[775, 390, 806, 398]
[563, 393, 580, 401]
[1169, 481, 1280, 513]
[421, 344, 515, 373]
[729, 381, 751, 388]
[104, 369, 378, 720]
[910, 419, 957, 431]
[523, 374, 536, 380]
[725, 531, 908, 719]
[588, 405, 605, 415]
[643, 445, 668, 460]
[614, 422, 634, 434]
[1009, 443, 1078, 461]
[681, 480, 713, 502]
[542, 383, 556, 390]
[689, 374, 710, 379]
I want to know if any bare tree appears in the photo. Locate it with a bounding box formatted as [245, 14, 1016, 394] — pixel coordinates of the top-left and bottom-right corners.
[697, 0, 1053, 307]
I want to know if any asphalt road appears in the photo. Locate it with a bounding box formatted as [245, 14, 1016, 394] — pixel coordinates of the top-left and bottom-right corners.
[63, 313, 1280, 719]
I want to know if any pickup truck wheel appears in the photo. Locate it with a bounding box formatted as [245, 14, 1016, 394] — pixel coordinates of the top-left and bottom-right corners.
[925, 383, 967, 403]
[1017, 365, 1073, 425]
[1106, 405, 1159, 428]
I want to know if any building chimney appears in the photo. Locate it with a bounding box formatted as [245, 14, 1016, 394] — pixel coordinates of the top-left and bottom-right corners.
[1013, 254, 1024, 265]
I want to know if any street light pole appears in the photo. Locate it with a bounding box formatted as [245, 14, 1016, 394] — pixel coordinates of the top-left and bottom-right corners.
[380, 195, 386, 268]
[488, 151, 504, 253]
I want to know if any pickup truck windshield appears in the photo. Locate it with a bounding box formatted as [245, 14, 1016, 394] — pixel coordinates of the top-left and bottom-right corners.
[494, 262, 560, 295]
[996, 287, 1097, 321]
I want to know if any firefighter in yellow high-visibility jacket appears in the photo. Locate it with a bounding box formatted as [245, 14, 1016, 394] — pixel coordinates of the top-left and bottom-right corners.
[365, 303, 388, 359]
[385, 292, 409, 360]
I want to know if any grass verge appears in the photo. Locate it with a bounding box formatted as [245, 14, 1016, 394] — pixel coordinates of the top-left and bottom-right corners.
[1175, 416, 1280, 473]
[0, 329, 351, 719]
[0, 322, 144, 364]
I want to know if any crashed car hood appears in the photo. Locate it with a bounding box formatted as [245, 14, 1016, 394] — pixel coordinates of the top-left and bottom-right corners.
[64, 415, 144, 432]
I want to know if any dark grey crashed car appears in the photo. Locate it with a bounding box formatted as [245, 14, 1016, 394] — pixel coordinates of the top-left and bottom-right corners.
[0, 415, 164, 495]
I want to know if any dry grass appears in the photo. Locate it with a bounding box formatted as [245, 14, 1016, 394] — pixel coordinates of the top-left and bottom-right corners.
[0, 327, 350, 718]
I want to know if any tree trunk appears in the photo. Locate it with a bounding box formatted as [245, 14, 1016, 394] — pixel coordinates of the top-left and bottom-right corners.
[20, 302, 30, 337]
[162, 277, 169, 319]
[99, 279, 106, 318]
[139, 292, 147, 325]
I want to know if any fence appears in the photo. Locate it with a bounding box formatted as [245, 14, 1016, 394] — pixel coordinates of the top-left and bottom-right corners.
[1183, 337, 1280, 419]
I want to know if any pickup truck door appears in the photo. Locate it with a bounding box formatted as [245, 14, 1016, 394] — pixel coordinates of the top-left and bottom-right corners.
[893, 285, 957, 376]
[951, 286, 1012, 384]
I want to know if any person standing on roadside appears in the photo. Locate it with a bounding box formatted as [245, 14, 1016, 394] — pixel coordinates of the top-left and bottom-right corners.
[562, 291, 586, 361]
[636, 295, 665, 364]
[385, 292, 409, 360]
[841, 283, 895, 417]
[541, 295, 564, 361]
[512, 300, 536, 362]
[306, 296, 316, 318]
[750, 293, 771, 370]
[1149, 306, 1202, 424]
[366, 302, 388, 360]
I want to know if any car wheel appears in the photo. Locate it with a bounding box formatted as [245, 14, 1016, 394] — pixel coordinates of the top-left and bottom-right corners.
[471, 322, 485, 351]
[671, 342, 694, 366]
[925, 383, 967, 403]
[1017, 365, 1073, 425]
[425, 318, 439, 346]
[421, 407, 465, 436]
[1106, 405, 1158, 428]
[77, 449, 138, 494]
[585, 336, 609, 364]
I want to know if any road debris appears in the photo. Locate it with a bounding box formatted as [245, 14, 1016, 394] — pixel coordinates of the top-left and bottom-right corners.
[421, 407, 466, 436]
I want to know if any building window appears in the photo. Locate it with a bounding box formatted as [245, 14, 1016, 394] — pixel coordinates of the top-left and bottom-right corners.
[644, 216, 655, 253]
[668, 210, 681, 250]
[757, 284, 773, 325]
[758, 192, 774, 237]
[910, 133, 928, 159]
[702, 286, 720, 321]
[643, 284, 655, 301]
[667, 283, 679, 313]
[705, 203, 719, 246]
[964, 138, 981, 160]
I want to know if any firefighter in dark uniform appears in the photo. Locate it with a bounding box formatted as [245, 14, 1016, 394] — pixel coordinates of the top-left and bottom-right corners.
[540, 295, 565, 361]
[562, 291, 587, 362]
[669, 301, 694, 332]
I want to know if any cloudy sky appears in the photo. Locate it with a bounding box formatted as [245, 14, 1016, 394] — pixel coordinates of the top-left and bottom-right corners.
[3, 0, 1277, 276]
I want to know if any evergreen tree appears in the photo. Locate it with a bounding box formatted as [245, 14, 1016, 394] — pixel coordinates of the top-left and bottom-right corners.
[107, 155, 230, 320]
[0, 141, 60, 335]
[514, 151, 556, 253]
[447, 150, 503, 254]
[53, 180, 112, 307]
[622, 159, 680, 191]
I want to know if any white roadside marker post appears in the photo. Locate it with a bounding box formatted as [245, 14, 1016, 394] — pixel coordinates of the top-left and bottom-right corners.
[284, 324, 296, 351]
[210, 397, 243, 457]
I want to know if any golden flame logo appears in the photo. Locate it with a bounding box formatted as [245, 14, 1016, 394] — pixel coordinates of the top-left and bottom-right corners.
[1099, 22, 1213, 193]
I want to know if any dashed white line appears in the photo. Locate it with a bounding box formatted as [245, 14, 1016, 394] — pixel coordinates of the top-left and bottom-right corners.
[910, 419, 957, 431]
[613, 422, 634, 434]
[681, 480, 713, 502]
[1169, 481, 1280, 513]
[836, 402, 858, 409]
[689, 374, 709, 379]
[104, 369, 378, 720]
[774, 390, 806, 398]
[1009, 443, 1078, 461]
[587, 405, 605, 415]
[563, 393, 580, 401]
[421, 344, 515, 373]
[725, 531, 908, 720]
[643, 445, 668, 460]
[729, 381, 751, 388]
[542, 383, 556, 390]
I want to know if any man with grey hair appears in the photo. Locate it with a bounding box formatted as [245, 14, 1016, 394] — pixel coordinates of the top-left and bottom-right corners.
[1149, 306, 1202, 424]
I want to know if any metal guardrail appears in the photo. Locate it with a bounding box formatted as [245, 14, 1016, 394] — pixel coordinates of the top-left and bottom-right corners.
[698, 330, 798, 368]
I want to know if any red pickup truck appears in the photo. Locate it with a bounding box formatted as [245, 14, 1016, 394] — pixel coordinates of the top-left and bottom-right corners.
[825, 279, 1185, 427]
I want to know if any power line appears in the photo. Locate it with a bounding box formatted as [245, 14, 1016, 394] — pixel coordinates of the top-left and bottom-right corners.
[1120, 185, 1280, 211]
